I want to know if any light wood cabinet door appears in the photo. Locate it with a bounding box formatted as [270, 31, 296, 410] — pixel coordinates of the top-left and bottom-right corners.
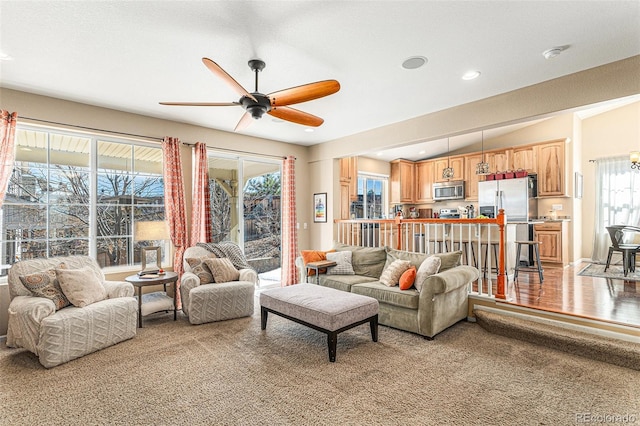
[534, 229, 562, 263]
[537, 141, 565, 196]
[433, 156, 464, 182]
[340, 158, 350, 182]
[464, 153, 483, 201]
[415, 160, 434, 203]
[486, 150, 510, 173]
[339, 157, 358, 201]
[390, 159, 415, 204]
[511, 146, 537, 172]
[340, 182, 350, 219]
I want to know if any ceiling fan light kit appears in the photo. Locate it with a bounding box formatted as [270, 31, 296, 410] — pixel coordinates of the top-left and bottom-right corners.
[475, 130, 490, 175]
[160, 57, 340, 132]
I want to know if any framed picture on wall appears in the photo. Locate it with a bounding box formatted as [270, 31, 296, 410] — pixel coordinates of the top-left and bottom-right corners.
[313, 193, 327, 223]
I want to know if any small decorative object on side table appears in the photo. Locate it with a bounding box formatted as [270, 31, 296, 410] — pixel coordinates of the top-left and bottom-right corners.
[125, 271, 178, 328]
[305, 260, 337, 284]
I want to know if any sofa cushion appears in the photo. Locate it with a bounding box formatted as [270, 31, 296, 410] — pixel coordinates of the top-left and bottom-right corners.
[429, 251, 463, 272]
[203, 258, 240, 283]
[384, 247, 428, 270]
[415, 256, 442, 292]
[379, 259, 411, 287]
[56, 266, 107, 308]
[318, 274, 377, 293]
[326, 251, 355, 275]
[333, 243, 387, 278]
[351, 281, 419, 310]
[399, 266, 417, 290]
[19, 267, 71, 310]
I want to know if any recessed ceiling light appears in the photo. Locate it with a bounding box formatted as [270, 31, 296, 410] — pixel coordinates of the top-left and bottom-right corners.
[462, 70, 481, 80]
[304, 128, 314, 133]
[542, 46, 565, 60]
[401, 56, 428, 70]
[419, 150, 426, 155]
[376, 152, 384, 156]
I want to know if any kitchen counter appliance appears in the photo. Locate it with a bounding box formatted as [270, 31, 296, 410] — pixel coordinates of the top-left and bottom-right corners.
[433, 181, 465, 201]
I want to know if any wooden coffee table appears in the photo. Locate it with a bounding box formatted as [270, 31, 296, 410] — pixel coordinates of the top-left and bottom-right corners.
[305, 260, 336, 283]
[125, 272, 178, 328]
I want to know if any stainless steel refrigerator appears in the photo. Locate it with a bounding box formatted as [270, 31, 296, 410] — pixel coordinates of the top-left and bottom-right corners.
[478, 175, 538, 265]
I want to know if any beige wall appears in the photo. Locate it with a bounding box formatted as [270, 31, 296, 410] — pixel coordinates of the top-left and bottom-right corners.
[581, 101, 640, 260]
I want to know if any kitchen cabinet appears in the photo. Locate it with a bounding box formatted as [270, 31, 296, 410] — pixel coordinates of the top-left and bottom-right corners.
[486, 149, 510, 173]
[390, 159, 415, 204]
[433, 156, 464, 183]
[340, 157, 358, 200]
[537, 140, 565, 196]
[533, 221, 568, 265]
[415, 160, 435, 203]
[464, 153, 483, 201]
[511, 146, 537, 172]
[340, 182, 350, 219]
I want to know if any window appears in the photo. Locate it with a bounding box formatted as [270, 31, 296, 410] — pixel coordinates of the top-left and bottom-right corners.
[352, 174, 388, 219]
[0, 126, 164, 276]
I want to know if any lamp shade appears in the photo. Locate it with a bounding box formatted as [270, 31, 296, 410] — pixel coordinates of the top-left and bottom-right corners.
[135, 221, 170, 241]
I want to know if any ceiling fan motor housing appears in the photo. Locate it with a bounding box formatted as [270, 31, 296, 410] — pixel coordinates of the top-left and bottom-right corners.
[241, 93, 272, 119]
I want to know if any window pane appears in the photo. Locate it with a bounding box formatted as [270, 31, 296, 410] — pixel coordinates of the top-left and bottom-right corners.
[96, 237, 130, 267]
[134, 146, 163, 174]
[96, 206, 132, 237]
[49, 167, 90, 204]
[49, 205, 90, 238]
[2, 205, 47, 239]
[14, 240, 48, 261]
[133, 175, 164, 204]
[14, 129, 48, 165]
[50, 239, 89, 257]
[97, 173, 133, 202]
[50, 133, 90, 169]
[133, 206, 164, 222]
[98, 141, 132, 172]
[6, 168, 48, 203]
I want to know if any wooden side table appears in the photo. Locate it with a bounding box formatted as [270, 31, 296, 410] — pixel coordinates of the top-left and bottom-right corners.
[125, 271, 179, 328]
[305, 260, 336, 284]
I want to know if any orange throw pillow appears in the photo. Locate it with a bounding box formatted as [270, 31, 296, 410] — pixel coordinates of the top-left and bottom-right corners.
[399, 266, 417, 290]
[301, 250, 335, 276]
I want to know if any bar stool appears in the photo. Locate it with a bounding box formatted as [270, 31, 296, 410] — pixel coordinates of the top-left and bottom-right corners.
[513, 241, 544, 283]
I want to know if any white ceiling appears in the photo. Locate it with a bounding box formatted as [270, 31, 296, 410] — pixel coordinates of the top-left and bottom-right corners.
[1, 1, 639, 153]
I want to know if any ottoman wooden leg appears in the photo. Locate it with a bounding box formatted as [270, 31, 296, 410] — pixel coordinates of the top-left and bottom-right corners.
[370, 315, 378, 342]
[261, 306, 268, 330]
[327, 332, 338, 362]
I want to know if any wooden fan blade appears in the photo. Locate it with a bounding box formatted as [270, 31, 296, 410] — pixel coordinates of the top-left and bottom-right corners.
[159, 102, 240, 106]
[234, 111, 254, 132]
[269, 80, 340, 107]
[268, 106, 324, 127]
[202, 57, 257, 102]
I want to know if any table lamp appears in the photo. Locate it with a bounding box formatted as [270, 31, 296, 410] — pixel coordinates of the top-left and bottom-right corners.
[135, 221, 170, 276]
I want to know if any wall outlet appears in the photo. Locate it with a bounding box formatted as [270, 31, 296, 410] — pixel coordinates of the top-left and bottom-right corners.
[552, 204, 563, 211]
[296, 222, 300, 229]
[303, 223, 308, 229]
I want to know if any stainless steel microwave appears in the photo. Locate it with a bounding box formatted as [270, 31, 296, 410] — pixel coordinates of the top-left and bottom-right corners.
[433, 181, 465, 201]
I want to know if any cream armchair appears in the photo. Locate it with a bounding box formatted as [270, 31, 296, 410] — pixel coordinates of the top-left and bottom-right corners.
[180, 246, 255, 325]
[7, 255, 137, 368]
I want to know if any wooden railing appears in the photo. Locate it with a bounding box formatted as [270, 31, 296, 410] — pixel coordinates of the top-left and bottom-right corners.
[334, 209, 508, 299]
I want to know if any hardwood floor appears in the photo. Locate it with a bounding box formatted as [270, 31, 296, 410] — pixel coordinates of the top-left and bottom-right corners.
[495, 262, 640, 329]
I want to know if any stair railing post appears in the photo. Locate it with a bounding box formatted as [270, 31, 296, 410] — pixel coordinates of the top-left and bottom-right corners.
[496, 209, 507, 300]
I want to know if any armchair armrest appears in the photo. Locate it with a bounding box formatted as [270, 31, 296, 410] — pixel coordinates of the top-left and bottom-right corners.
[239, 268, 258, 285]
[6, 295, 56, 351]
[103, 280, 134, 298]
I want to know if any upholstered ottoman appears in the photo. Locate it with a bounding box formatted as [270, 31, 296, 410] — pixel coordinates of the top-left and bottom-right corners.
[260, 283, 379, 362]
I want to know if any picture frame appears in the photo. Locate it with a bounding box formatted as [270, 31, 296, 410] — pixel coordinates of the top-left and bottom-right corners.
[575, 172, 583, 199]
[139, 246, 162, 276]
[313, 192, 327, 223]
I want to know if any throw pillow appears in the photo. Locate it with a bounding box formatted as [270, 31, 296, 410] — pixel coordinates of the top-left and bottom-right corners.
[399, 266, 417, 290]
[300, 249, 335, 276]
[415, 256, 442, 292]
[203, 258, 240, 283]
[185, 255, 216, 284]
[429, 251, 462, 272]
[379, 259, 411, 287]
[350, 246, 387, 278]
[19, 267, 70, 310]
[56, 266, 107, 308]
[326, 251, 355, 275]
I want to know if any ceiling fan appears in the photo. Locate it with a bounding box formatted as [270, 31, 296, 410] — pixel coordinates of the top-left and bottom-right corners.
[160, 58, 340, 132]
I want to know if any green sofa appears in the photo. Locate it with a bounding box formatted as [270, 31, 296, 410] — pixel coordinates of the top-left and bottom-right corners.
[296, 243, 480, 339]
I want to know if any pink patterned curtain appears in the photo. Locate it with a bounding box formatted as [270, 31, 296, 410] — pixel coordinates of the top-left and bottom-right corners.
[162, 136, 189, 308]
[281, 155, 299, 286]
[190, 142, 212, 244]
[0, 111, 18, 208]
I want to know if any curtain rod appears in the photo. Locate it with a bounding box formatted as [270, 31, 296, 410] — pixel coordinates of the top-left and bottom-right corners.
[19, 116, 165, 142]
[182, 142, 295, 160]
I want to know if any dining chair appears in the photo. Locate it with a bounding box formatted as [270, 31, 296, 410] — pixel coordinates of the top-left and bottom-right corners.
[604, 225, 640, 276]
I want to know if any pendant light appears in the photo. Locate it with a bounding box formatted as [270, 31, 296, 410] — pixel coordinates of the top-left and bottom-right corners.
[475, 130, 490, 175]
[442, 138, 454, 179]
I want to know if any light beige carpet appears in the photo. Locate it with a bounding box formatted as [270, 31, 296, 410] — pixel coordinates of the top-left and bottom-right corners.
[1, 298, 638, 425]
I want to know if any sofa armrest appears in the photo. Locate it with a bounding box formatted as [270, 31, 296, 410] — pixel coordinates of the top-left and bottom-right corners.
[419, 265, 480, 296]
[103, 280, 134, 298]
[6, 295, 56, 350]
